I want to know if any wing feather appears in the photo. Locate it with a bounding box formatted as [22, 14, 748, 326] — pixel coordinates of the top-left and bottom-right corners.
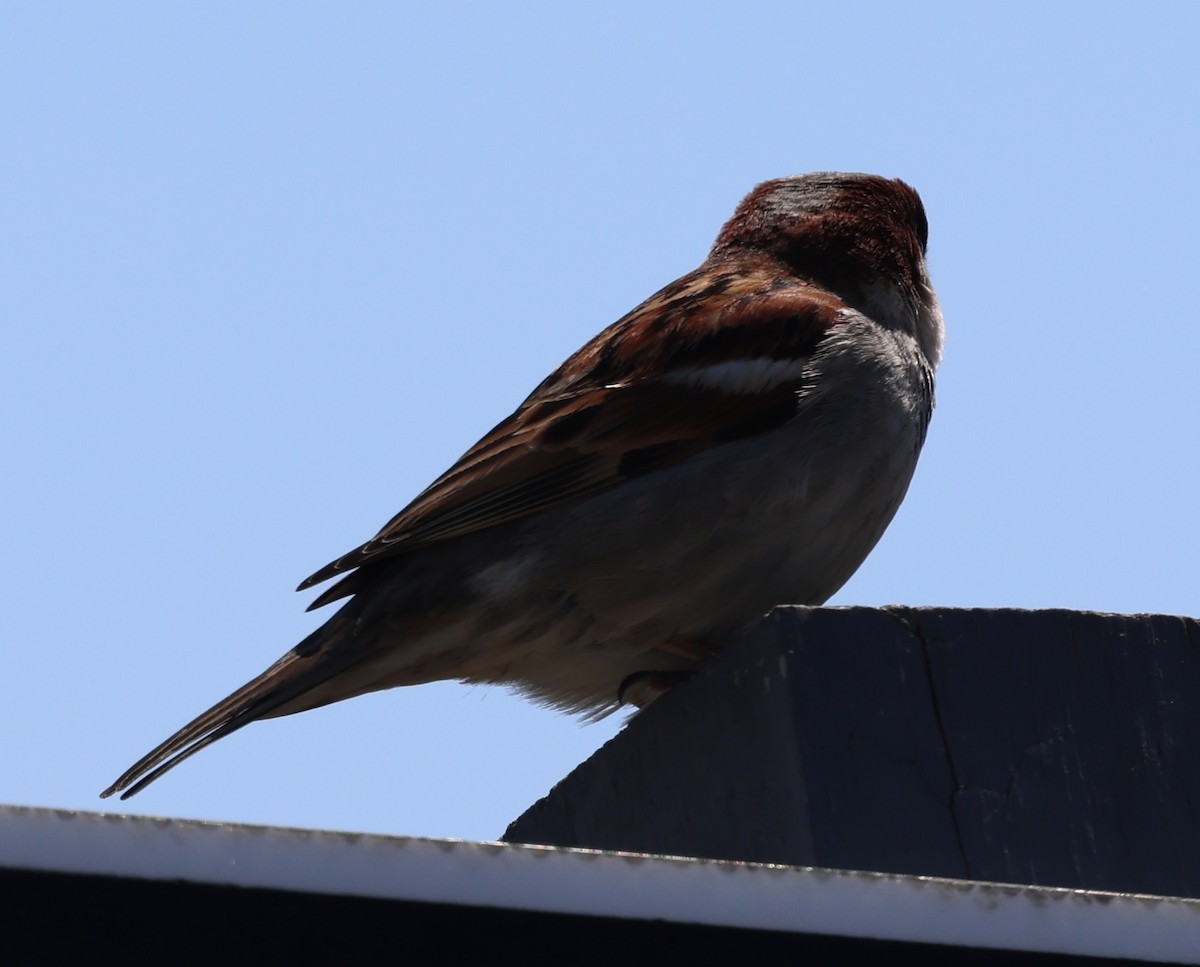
[299, 272, 847, 597]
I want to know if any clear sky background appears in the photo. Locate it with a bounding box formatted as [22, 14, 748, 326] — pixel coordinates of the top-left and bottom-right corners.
[4, 4, 1198, 843]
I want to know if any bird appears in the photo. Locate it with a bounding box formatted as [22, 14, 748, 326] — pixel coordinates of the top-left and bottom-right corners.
[102, 171, 944, 800]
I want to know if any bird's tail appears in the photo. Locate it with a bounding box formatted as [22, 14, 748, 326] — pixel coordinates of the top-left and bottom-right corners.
[101, 612, 371, 800]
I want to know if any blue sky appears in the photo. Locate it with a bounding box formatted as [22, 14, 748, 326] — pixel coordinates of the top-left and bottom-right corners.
[3, 3, 1198, 842]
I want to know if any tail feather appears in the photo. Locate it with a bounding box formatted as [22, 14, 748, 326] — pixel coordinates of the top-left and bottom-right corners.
[102, 619, 369, 800]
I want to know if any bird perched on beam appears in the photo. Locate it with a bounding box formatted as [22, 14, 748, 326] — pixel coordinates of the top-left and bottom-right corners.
[103, 171, 944, 800]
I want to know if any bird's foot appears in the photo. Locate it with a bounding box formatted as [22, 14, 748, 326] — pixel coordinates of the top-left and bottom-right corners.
[656, 636, 721, 662]
[617, 669, 693, 708]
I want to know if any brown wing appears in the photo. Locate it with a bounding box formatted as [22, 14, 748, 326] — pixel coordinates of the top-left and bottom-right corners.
[299, 267, 848, 606]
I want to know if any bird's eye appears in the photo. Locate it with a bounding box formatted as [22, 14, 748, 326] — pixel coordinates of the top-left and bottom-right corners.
[914, 208, 930, 253]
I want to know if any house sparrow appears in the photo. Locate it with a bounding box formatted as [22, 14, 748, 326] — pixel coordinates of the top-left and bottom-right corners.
[103, 172, 943, 800]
